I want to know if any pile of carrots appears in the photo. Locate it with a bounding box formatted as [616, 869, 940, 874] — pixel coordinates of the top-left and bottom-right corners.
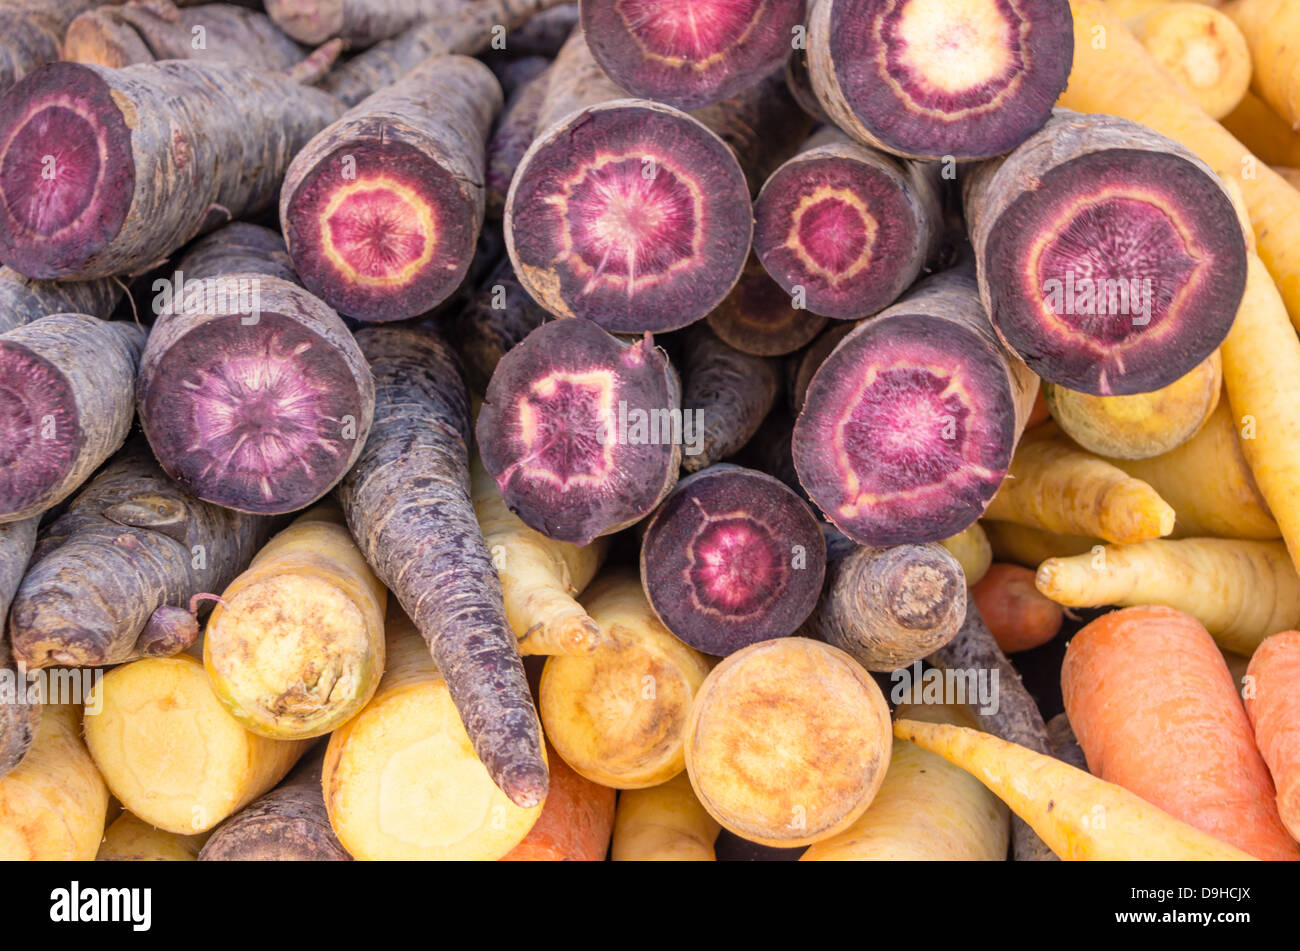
[2, 0, 1300, 865]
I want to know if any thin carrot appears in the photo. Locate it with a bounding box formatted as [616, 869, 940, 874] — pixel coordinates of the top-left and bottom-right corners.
[1062, 605, 1299, 860]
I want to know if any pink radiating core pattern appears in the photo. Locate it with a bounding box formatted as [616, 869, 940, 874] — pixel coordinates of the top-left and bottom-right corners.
[322, 183, 434, 283]
[0, 347, 77, 505]
[184, 333, 342, 501]
[1035, 195, 1198, 346]
[796, 196, 870, 276]
[511, 372, 616, 489]
[566, 157, 697, 283]
[687, 515, 784, 614]
[1, 105, 101, 235]
[838, 366, 971, 497]
[617, 0, 760, 60]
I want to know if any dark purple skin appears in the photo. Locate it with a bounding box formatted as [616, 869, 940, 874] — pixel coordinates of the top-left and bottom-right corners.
[499, 2, 578, 57]
[926, 601, 1055, 861]
[680, 323, 781, 472]
[581, 0, 807, 110]
[707, 256, 828, 357]
[200, 747, 350, 861]
[792, 268, 1031, 547]
[0, 266, 121, 334]
[477, 317, 682, 546]
[8, 440, 273, 669]
[0, 59, 341, 279]
[137, 224, 375, 515]
[486, 62, 551, 219]
[965, 112, 1248, 395]
[754, 131, 941, 319]
[337, 326, 548, 809]
[507, 101, 753, 333]
[1048, 712, 1088, 772]
[788, 321, 855, 415]
[0, 515, 38, 779]
[639, 464, 826, 656]
[442, 258, 550, 395]
[0, 314, 144, 522]
[812, 0, 1073, 160]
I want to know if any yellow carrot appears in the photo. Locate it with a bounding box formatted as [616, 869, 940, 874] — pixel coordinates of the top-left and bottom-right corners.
[611, 772, 719, 861]
[894, 718, 1256, 860]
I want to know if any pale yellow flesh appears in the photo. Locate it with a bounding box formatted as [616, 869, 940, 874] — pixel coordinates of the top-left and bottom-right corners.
[684, 638, 892, 847]
[0, 703, 107, 860]
[541, 570, 713, 789]
[323, 615, 542, 860]
[611, 772, 720, 861]
[97, 811, 208, 861]
[83, 653, 312, 834]
[204, 505, 387, 739]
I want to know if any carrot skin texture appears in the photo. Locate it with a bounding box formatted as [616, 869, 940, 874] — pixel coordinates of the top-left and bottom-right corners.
[8, 441, 273, 669]
[0, 0, 104, 91]
[971, 562, 1063, 653]
[895, 718, 1257, 860]
[200, 748, 350, 860]
[1243, 631, 1300, 843]
[1062, 605, 1300, 861]
[679, 325, 781, 473]
[0, 60, 342, 280]
[321, 0, 569, 105]
[0, 516, 38, 777]
[65, 1, 304, 70]
[337, 327, 548, 808]
[501, 747, 615, 860]
[926, 601, 1056, 861]
[0, 314, 144, 522]
[0, 266, 121, 334]
[281, 54, 502, 323]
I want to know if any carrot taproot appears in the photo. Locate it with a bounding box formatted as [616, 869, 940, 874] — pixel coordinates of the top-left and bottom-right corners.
[322, 612, 543, 859]
[1060, 0, 1300, 330]
[265, 0, 427, 46]
[203, 504, 388, 740]
[894, 718, 1256, 860]
[611, 772, 720, 861]
[98, 812, 209, 861]
[1222, 91, 1300, 168]
[199, 747, 349, 861]
[1219, 236, 1300, 580]
[982, 429, 1175, 544]
[1108, 395, 1279, 540]
[1243, 630, 1300, 842]
[0, 266, 121, 335]
[1061, 605, 1299, 860]
[678, 326, 781, 473]
[486, 61, 551, 219]
[981, 520, 1101, 568]
[940, 523, 993, 586]
[0, 59, 342, 280]
[684, 637, 892, 847]
[1222, 0, 1300, 127]
[501, 746, 615, 861]
[801, 702, 1010, 861]
[924, 600, 1056, 861]
[0, 702, 107, 860]
[1042, 351, 1222, 460]
[66, 1, 303, 69]
[0, 0, 105, 91]
[1047, 712, 1088, 772]
[971, 563, 1063, 654]
[83, 651, 314, 835]
[540, 570, 713, 789]
[1038, 538, 1300, 655]
[1127, 2, 1251, 118]
[337, 325, 548, 809]
[9, 440, 272, 669]
[0, 514, 37, 777]
[0, 314, 144, 522]
[471, 457, 609, 656]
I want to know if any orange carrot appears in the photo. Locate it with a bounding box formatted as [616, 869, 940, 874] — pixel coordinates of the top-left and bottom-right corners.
[501, 747, 616, 861]
[1244, 631, 1300, 843]
[971, 563, 1063, 653]
[1026, 389, 1051, 429]
[1062, 605, 1299, 860]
